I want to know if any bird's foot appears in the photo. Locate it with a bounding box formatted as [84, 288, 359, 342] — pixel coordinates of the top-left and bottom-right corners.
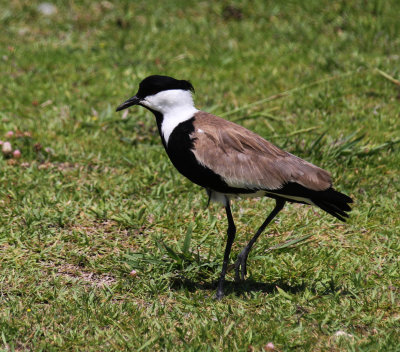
[215, 276, 226, 300]
[214, 290, 224, 300]
[234, 249, 249, 282]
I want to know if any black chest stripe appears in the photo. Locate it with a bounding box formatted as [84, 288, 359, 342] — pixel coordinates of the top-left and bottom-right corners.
[162, 118, 251, 194]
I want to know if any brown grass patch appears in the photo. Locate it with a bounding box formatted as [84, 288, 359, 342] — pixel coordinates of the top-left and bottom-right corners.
[41, 262, 116, 288]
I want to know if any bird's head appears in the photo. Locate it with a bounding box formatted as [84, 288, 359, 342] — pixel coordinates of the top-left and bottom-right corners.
[116, 75, 195, 114]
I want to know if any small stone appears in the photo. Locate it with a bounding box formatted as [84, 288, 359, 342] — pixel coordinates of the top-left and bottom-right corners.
[101, 1, 114, 9]
[333, 330, 353, 338]
[2, 141, 12, 155]
[37, 3, 57, 15]
[18, 27, 29, 36]
[38, 163, 50, 170]
[129, 270, 138, 277]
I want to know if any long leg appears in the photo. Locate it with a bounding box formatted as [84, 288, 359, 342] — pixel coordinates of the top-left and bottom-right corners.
[215, 198, 236, 300]
[235, 199, 285, 282]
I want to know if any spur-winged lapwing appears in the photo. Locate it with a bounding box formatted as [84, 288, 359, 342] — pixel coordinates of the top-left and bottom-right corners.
[116, 75, 353, 299]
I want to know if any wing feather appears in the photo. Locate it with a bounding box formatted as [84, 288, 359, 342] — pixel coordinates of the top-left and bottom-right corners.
[191, 111, 332, 191]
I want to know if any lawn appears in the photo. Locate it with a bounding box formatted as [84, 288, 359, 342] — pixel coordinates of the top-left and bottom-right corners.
[1, 0, 399, 350]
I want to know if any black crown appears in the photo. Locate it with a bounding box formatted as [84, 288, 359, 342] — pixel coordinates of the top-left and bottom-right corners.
[136, 75, 195, 98]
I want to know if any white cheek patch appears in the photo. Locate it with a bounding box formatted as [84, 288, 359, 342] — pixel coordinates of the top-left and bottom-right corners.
[141, 90, 198, 145]
[144, 90, 194, 112]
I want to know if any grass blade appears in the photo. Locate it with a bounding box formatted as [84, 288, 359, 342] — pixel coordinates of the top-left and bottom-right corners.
[182, 224, 193, 255]
[266, 234, 314, 252]
[375, 68, 400, 86]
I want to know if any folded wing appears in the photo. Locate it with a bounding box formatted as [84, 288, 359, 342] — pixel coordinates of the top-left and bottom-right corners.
[191, 111, 332, 192]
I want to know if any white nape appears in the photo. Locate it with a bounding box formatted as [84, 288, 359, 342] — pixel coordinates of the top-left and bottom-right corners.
[141, 89, 198, 144]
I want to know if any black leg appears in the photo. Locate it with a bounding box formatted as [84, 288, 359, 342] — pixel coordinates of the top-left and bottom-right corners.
[235, 199, 285, 282]
[215, 198, 236, 300]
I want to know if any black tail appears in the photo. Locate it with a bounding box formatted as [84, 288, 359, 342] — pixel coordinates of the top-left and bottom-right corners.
[267, 183, 353, 222]
[311, 188, 353, 222]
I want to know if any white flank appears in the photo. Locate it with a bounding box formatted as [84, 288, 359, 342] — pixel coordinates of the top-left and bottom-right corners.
[209, 190, 314, 206]
[267, 192, 314, 205]
[140, 89, 198, 144]
[208, 191, 229, 206]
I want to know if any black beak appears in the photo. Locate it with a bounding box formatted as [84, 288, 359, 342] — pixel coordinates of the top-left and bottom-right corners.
[116, 95, 141, 112]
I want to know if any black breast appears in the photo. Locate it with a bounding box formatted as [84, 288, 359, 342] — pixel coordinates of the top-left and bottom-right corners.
[164, 118, 250, 194]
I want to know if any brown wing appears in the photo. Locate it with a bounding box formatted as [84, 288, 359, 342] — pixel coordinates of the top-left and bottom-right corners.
[191, 111, 332, 191]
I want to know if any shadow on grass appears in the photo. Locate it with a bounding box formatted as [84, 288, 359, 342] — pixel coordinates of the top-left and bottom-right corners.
[170, 276, 306, 297]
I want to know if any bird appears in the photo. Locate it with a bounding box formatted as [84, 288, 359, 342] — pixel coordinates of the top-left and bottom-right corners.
[116, 75, 353, 299]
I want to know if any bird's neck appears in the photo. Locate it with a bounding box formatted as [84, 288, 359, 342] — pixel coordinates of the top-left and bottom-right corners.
[145, 104, 199, 149]
[160, 105, 198, 145]
[142, 90, 199, 146]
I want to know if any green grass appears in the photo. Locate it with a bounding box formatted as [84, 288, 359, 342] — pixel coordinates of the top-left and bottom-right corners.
[1, 0, 400, 350]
